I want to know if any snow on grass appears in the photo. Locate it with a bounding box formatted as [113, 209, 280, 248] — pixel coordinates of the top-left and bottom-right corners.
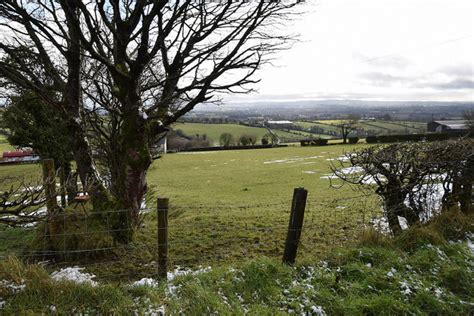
[370, 216, 408, 234]
[465, 233, 474, 255]
[167, 266, 212, 282]
[320, 175, 338, 180]
[0, 279, 26, 293]
[177, 151, 218, 155]
[131, 266, 212, 299]
[50, 267, 97, 286]
[132, 278, 159, 287]
[264, 156, 323, 164]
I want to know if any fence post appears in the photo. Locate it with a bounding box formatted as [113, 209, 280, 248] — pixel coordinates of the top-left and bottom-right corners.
[282, 187, 308, 265]
[42, 158, 57, 213]
[157, 198, 169, 279]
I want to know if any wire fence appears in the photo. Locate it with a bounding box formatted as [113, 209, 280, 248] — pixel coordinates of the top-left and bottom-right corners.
[0, 188, 388, 281]
[0, 178, 469, 282]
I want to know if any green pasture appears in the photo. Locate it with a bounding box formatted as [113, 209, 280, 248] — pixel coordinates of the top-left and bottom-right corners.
[0, 135, 14, 152]
[1, 143, 473, 316]
[293, 120, 426, 138]
[173, 122, 311, 145]
[0, 144, 380, 277]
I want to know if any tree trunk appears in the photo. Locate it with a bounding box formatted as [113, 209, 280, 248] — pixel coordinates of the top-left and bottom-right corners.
[383, 186, 407, 235]
[62, 2, 109, 206]
[342, 127, 348, 144]
[384, 199, 402, 236]
[460, 157, 473, 214]
[107, 75, 152, 242]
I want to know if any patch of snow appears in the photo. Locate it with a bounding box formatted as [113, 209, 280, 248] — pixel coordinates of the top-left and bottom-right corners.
[177, 151, 217, 155]
[371, 215, 409, 234]
[386, 268, 397, 278]
[326, 155, 353, 162]
[399, 217, 408, 230]
[51, 267, 97, 286]
[466, 234, 474, 255]
[320, 175, 338, 180]
[339, 166, 364, 174]
[0, 279, 26, 293]
[264, 156, 322, 164]
[302, 171, 316, 174]
[167, 266, 211, 281]
[21, 186, 43, 192]
[310, 305, 326, 315]
[399, 281, 412, 296]
[132, 278, 158, 287]
[404, 182, 447, 221]
[361, 175, 379, 185]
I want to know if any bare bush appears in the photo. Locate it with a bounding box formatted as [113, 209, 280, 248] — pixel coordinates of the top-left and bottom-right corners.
[0, 177, 46, 227]
[331, 139, 473, 235]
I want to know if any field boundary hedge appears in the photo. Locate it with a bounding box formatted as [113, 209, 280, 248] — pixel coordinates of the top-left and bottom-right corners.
[172, 144, 288, 153]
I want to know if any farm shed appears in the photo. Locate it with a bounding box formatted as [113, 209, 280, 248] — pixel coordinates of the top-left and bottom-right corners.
[427, 120, 467, 133]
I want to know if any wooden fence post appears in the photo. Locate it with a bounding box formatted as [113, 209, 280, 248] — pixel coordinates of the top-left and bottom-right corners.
[59, 166, 67, 208]
[42, 159, 57, 213]
[157, 198, 169, 279]
[282, 187, 308, 265]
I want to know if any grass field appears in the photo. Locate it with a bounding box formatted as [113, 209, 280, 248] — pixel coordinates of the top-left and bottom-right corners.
[306, 119, 427, 135]
[1, 142, 473, 314]
[147, 144, 377, 263]
[0, 144, 380, 279]
[0, 135, 14, 152]
[173, 123, 313, 145]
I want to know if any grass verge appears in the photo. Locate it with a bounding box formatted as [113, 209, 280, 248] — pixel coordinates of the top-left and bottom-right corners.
[0, 211, 472, 314]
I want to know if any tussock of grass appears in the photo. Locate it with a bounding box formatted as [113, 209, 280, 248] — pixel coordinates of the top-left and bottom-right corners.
[394, 226, 446, 252]
[427, 209, 473, 240]
[355, 228, 392, 248]
[31, 209, 115, 261]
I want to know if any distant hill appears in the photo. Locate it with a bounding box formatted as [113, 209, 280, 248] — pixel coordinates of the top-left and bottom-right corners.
[190, 99, 473, 121]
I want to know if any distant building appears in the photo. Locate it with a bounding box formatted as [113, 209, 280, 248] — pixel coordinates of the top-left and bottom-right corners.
[267, 120, 293, 124]
[427, 120, 467, 133]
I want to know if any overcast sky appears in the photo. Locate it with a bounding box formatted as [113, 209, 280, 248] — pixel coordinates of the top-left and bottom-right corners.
[227, 0, 474, 103]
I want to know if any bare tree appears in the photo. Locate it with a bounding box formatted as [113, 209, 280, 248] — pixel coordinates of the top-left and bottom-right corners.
[331, 139, 474, 235]
[338, 120, 358, 144]
[0, 1, 302, 241]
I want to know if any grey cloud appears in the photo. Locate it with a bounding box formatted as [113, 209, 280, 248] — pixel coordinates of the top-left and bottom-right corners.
[353, 53, 411, 69]
[425, 79, 474, 90]
[359, 72, 409, 86]
[438, 64, 473, 78]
